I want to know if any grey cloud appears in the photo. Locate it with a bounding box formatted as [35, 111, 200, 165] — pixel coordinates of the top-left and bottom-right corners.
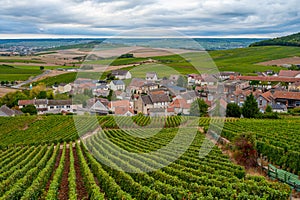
[0, 0, 299, 37]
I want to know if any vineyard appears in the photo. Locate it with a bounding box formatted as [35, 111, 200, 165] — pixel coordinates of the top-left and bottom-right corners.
[0, 115, 299, 199]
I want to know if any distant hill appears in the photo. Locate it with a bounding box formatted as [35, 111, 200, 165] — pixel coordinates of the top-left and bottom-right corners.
[249, 32, 300, 47]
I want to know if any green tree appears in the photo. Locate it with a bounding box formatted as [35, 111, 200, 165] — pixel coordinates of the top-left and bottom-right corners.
[40, 66, 45, 70]
[242, 93, 259, 118]
[0, 91, 28, 108]
[21, 104, 37, 115]
[190, 99, 208, 117]
[265, 105, 272, 113]
[37, 91, 47, 99]
[226, 103, 241, 118]
[176, 75, 187, 88]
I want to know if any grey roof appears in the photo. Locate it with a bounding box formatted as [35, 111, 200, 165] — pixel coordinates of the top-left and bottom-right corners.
[180, 91, 197, 101]
[48, 100, 72, 106]
[141, 95, 153, 105]
[112, 80, 125, 85]
[129, 78, 146, 87]
[0, 105, 14, 116]
[272, 103, 287, 110]
[90, 101, 108, 111]
[34, 99, 48, 105]
[0, 105, 23, 117]
[146, 72, 157, 78]
[111, 70, 129, 76]
[167, 85, 187, 92]
[149, 93, 170, 103]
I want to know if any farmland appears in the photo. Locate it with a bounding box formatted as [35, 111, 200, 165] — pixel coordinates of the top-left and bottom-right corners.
[0, 115, 298, 199]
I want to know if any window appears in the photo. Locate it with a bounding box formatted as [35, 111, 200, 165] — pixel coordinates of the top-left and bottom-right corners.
[67, 105, 71, 108]
[259, 99, 263, 106]
[50, 106, 54, 109]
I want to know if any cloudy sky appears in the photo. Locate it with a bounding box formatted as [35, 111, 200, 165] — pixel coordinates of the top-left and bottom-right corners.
[0, 0, 299, 38]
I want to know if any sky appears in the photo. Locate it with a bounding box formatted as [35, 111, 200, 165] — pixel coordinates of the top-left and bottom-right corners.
[0, 0, 300, 38]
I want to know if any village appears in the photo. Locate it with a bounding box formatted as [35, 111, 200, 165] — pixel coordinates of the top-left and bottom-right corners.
[1, 68, 299, 117]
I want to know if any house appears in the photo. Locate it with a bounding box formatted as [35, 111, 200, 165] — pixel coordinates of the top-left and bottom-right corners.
[146, 72, 158, 82]
[227, 89, 253, 107]
[218, 72, 241, 81]
[288, 81, 300, 91]
[135, 95, 153, 114]
[93, 84, 110, 97]
[128, 78, 146, 94]
[256, 91, 273, 112]
[108, 100, 132, 112]
[272, 91, 300, 108]
[169, 75, 180, 82]
[0, 105, 23, 117]
[89, 100, 109, 115]
[175, 91, 197, 104]
[18, 99, 48, 114]
[187, 74, 203, 86]
[134, 93, 170, 115]
[140, 83, 159, 93]
[168, 99, 191, 115]
[278, 70, 300, 78]
[111, 70, 132, 80]
[166, 85, 187, 96]
[114, 106, 134, 116]
[47, 100, 77, 113]
[271, 103, 288, 113]
[56, 83, 72, 94]
[109, 80, 125, 91]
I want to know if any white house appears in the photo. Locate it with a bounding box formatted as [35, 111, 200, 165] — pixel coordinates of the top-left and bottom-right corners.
[146, 72, 158, 82]
[111, 70, 132, 80]
[109, 80, 125, 91]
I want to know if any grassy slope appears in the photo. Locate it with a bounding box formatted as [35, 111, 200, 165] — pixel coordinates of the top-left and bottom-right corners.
[0, 65, 42, 81]
[209, 46, 300, 74]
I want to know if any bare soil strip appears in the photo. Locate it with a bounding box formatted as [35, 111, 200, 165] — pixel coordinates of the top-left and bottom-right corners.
[58, 148, 70, 200]
[72, 147, 89, 200]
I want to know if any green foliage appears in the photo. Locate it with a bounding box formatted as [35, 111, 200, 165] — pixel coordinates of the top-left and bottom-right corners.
[190, 99, 208, 117]
[242, 93, 259, 118]
[21, 104, 37, 115]
[37, 91, 47, 99]
[250, 32, 300, 47]
[226, 103, 241, 118]
[265, 105, 272, 113]
[0, 91, 28, 108]
[176, 75, 187, 88]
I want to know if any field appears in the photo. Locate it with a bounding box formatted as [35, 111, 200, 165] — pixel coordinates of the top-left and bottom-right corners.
[209, 46, 300, 74]
[0, 115, 297, 199]
[0, 64, 42, 81]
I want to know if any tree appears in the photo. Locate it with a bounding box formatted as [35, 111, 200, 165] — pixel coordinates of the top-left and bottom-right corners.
[233, 132, 257, 169]
[190, 99, 208, 117]
[0, 91, 28, 108]
[226, 103, 241, 118]
[176, 75, 187, 88]
[37, 91, 47, 99]
[21, 104, 37, 115]
[265, 105, 272, 113]
[242, 93, 259, 118]
[40, 66, 45, 70]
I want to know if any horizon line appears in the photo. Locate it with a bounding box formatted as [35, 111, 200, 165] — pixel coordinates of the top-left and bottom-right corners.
[0, 34, 271, 39]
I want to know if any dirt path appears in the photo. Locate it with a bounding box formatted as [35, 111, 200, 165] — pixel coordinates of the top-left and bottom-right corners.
[58, 148, 70, 200]
[73, 147, 89, 200]
[43, 147, 63, 197]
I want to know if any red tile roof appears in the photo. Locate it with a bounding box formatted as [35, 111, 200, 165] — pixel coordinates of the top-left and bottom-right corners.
[273, 91, 300, 100]
[109, 100, 130, 108]
[235, 76, 300, 83]
[18, 100, 34, 106]
[278, 70, 300, 77]
[260, 91, 273, 102]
